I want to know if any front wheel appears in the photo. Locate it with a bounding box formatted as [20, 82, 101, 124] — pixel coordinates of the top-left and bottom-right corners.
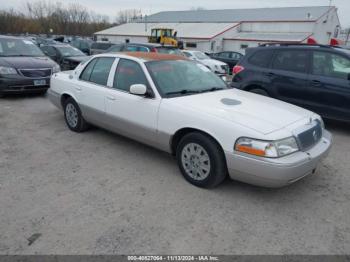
[63, 97, 89, 132]
[176, 132, 227, 188]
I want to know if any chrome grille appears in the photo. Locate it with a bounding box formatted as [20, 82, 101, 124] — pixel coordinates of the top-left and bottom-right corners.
[296, 120, 322, 151]
[19, 68, 52, 78]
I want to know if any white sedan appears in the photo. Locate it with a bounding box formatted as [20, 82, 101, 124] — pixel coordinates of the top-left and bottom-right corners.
[48, 52, 332, 188]
[182, 50, 229, 76]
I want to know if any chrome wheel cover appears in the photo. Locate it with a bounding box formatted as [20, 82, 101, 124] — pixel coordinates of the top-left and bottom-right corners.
[181, 143, 211, 181]
[65, 103, 78, 128]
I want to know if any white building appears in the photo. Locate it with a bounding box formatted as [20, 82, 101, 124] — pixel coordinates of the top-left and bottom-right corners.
[95, 6, 341, 53]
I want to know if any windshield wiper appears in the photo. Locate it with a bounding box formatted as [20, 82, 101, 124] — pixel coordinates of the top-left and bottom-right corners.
[165, 89, 201, 96]
[200, 87, 225, 93]
[10, 54, 26, 56]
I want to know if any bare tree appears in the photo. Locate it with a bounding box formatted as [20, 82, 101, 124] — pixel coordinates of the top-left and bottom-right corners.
[115, 9, 141, 25]
[0, 1, 131, 36]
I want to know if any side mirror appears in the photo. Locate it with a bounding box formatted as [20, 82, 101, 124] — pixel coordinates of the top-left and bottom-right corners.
[130, 84, 147, 96]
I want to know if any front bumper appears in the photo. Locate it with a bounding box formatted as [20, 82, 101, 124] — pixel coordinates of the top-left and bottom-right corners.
[225, 130, 332, 188]
[0, 75, 50, 94]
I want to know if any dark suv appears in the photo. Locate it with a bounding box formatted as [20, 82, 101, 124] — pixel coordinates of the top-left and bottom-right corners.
[231, 44, 350, 122]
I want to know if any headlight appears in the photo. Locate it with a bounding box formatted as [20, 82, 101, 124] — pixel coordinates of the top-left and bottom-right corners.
[214, 65, 219, 69]
[52, 64, 61, 73]
[0, 66, 18, 75]
[235, 137, 299, 158]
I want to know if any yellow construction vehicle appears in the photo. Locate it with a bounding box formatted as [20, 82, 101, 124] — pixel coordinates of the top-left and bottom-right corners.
[148, 28, 183, 49]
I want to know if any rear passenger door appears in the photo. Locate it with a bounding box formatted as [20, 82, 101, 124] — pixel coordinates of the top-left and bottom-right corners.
[76, 57, 115, 125]
[308, 50, 350, 120]
[268, 49, 311, 107]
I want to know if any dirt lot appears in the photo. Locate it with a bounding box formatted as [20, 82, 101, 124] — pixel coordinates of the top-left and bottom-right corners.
[0, 94, 349, 255]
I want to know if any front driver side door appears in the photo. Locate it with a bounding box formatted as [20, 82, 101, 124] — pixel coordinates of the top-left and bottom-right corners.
[104, 58, 161, 145]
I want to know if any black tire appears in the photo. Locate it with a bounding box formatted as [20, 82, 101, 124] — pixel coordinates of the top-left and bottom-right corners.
[250, 88, 269, 97]
[0, 93, 4, 98]
[176, 132, 227, 188]
[63, 97, 89, 132]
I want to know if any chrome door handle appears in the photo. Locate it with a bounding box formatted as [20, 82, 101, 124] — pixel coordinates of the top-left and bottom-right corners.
[107, 95, 116, 101]
[75, 86, 82, 91]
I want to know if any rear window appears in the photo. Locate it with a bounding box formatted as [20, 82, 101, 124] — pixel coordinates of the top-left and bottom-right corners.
[248, 50, 273, 67]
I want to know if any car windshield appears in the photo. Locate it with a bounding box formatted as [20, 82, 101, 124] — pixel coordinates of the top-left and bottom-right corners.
[194, 51, 210, 60]
[56, 46, 85, 57]
[0, 38, 45, 57]
[146, 60, 227, 97]
[155, 47, 183, 56]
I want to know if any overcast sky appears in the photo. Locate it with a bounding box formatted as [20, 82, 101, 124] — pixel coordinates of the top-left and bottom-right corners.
[4, 0, 350, 26]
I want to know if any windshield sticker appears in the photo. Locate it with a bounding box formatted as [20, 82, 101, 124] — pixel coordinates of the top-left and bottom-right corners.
[23, 40, 34, 45]
[196, 64, 211, 72]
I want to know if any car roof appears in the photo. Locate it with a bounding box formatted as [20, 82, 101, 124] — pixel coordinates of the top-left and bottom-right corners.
[42, 44, 71, 48]
[248, 44, 350, 57]
[121, 52, 188, 61]
[183, 50, 201, 53]
[128, 43, 162, 47]
[0, 35, 27, 40]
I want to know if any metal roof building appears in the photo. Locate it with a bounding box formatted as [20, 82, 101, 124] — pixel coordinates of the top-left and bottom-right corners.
[144, 6, 332, 23]
[95, 6, 341, 53]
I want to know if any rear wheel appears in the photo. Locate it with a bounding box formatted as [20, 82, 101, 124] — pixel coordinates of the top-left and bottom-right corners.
[63, 97, 89, 132]
[250, 88, 269, 97]
[176, 132, 227, 188]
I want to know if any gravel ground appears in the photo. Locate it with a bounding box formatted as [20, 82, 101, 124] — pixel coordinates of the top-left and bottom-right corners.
[0, 94, 349, 255]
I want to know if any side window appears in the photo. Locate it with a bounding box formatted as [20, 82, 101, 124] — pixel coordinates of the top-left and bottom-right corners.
[126, 46, 138, 52]
[42, 46, 56, 56]
[272, 50, 309, 73]
[111, 45, 123, 52]
[137, 46, 149, 52]
[113, 59, 149, 92]
[80, 58, 97, 81]
[89, 57, 115, 86]
[248, 50, 273, 68]
[313, 51, 350, 80]
[232, 53, 242, 60]
[219, 52, 230, 58]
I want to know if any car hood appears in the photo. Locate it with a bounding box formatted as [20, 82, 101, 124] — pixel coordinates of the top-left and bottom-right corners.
[201, 59, 227, 67]
[63, 56, 89, 63]
[169, 89, 312, 135]
[0, 56, 57, 69]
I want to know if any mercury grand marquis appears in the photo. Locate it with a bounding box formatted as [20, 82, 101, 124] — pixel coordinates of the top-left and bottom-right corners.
[48, 52, 332, 188]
